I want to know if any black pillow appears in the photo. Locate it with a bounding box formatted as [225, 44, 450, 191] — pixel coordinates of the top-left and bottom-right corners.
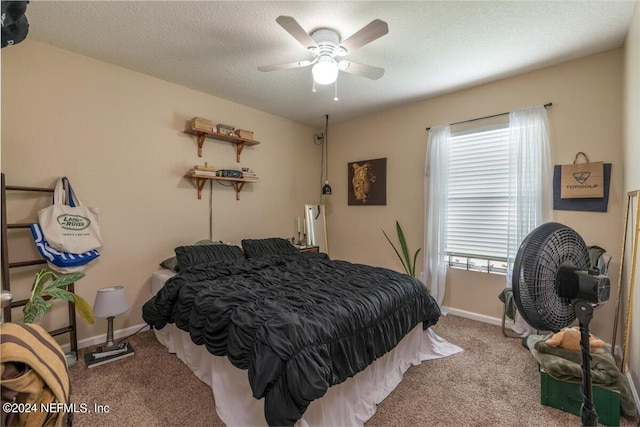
[159, 240, 225, 271]
[175, 244, 244, 270]
[241, 238, 298, 258]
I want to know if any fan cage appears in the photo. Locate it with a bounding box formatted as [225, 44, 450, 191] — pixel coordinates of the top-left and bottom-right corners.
[512, 222, 589, 332]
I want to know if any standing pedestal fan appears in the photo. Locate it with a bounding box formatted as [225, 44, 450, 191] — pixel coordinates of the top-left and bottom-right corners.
[512, 222, 610, 426]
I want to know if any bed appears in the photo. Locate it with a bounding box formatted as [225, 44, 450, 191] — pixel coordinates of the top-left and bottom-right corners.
[143, 239, 459, 426]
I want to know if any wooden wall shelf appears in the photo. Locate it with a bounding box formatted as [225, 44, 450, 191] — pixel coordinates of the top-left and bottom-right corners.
[185, 172, 257, 200]
[183, 128, 260, 162]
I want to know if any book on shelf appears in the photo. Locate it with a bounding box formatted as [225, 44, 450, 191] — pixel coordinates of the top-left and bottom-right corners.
[242, 174, 259, 180]
[216, 123, 236, 135]
[84, 342, 135, 368]
[194, 164, 216, 172]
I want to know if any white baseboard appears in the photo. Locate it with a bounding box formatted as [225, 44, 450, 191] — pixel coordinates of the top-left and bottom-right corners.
[441, 306, 502, 326]
[61, 323, 150, 352]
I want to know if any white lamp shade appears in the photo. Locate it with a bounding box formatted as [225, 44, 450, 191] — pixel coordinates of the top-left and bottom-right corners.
[312, 57, 339, 85]
[93, 286, 129, 318]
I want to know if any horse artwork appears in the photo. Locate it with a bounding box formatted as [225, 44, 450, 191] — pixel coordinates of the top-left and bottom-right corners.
[348, 158, 387, 205]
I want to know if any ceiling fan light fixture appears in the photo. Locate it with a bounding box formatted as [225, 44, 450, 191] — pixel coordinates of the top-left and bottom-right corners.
[260, 17, 389, 96]
[312, 56, 339, 85]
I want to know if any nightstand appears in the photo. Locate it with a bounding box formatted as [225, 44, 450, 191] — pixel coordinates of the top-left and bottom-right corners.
[297, 245, 319, 253]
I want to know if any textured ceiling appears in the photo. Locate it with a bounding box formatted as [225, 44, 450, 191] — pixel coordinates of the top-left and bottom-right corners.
[25, 1, 636, 128]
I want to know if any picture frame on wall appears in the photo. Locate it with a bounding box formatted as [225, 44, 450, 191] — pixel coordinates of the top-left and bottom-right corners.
[348, 157, 387, 205]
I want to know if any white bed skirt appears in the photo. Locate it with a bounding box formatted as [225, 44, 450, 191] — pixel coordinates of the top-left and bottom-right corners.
[154, 322, 462, 426]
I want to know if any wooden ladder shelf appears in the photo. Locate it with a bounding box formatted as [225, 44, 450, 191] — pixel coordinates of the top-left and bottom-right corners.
[1, 174, 78, 357]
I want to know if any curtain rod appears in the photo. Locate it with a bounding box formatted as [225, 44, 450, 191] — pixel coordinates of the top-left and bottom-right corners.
[425, 103, 552, 131]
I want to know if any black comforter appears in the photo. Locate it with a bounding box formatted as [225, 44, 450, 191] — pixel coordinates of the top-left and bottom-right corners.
[143, 253, 440, 426]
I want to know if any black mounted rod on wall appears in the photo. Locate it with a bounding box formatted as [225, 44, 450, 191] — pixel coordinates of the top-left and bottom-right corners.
[425, 102, 553, 131]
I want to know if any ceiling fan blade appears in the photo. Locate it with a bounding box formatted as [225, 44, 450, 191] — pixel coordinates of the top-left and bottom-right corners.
[276, 16, 318, 50]
[338, 19, 388, 54]
[258, 60, 312, 72]
[339, 61, 385, 80]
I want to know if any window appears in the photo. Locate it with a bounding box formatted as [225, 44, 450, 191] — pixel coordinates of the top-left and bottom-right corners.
[445, 124, 510, 274]
[426, 105, 551, 305]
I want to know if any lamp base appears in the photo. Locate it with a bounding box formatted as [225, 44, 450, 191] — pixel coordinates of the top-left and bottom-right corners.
[94, 341, 129, 357]
[85, 342, 134, 368]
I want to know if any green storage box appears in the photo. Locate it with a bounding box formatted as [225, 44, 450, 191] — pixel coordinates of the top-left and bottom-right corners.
[540, 370, 620, 427]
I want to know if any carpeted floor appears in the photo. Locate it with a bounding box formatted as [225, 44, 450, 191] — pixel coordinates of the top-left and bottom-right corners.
[68, 315, 638, 426]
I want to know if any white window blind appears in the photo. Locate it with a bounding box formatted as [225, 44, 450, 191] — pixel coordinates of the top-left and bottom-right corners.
[446, 124, 510, 261]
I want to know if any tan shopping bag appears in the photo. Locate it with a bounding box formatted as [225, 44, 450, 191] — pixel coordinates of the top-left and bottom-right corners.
[37, 177, 103, 253]
[560, 152, 604, 199]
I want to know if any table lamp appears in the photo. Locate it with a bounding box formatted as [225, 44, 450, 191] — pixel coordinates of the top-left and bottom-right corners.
[85, 285, 134, 367]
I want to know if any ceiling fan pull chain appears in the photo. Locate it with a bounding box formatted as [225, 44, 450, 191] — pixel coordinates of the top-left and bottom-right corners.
[311, 79, 317, 93]
[334, 78, 339, 102]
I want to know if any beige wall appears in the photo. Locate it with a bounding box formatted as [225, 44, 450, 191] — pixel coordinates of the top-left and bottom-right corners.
[328, 48, 624, 340]
[623, 0, 640, 405]
[1, 40, 318, 344]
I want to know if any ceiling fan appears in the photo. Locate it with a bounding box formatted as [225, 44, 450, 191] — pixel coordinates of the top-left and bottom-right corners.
[258, 16, 388, 97]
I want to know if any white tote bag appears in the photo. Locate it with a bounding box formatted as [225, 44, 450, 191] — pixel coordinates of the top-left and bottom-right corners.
[38, 177, 103, 254]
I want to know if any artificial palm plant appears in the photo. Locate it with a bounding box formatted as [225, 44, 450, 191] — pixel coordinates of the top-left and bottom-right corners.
[382, 220, 421, 277]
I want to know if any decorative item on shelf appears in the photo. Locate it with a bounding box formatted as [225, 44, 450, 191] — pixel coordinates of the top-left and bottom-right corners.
[183, 121, 260, 160]
[190, 117, 213, 133]
[189, 162, 217, 177]
[85, 285, 134, 368]
[216, 169, 243, 178]
[194, 163, 216, 172]
[216, 123, 236, 136]
[236, 129, 254, 140]
[241, 167, 260, 182]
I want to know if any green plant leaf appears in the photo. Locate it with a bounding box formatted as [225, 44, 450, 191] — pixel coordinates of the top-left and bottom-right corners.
[31, 269, 54, 301]
[396, 221, 412, 272]
[23, 303, 38, 323]
[42, 286, 74, 302]
[72, 294, 94, 325]
[383, 229, 409, 274]
[50, 272, 85, 289]
[383, 222, 422, 277]
[412, 248, 422, 277]
[32, 295, 49, 319]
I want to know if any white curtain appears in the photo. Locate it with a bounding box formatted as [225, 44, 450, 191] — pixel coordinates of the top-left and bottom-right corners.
[505, 105, 552, 334]
[424, 125, 450, 308]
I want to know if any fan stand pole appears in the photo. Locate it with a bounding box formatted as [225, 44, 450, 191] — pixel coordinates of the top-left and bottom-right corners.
[573, 300, 598, 427]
